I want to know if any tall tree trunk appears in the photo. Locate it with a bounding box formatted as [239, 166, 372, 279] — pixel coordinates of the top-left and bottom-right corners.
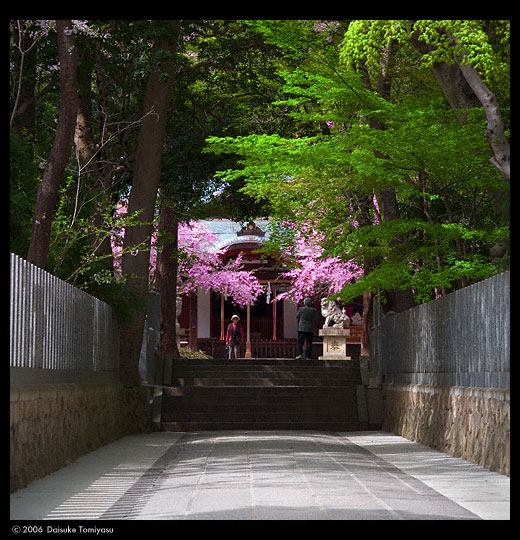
[119, 30, 179, 386]
[378, 188, 416, 313]
[75, 44, 115, 265]
[409, 23, 509, 228]
[27, 20, 79, 268]
[457, 62, 510, 179]
[156, 202, 180, 357]
[355, 194, 375, 356]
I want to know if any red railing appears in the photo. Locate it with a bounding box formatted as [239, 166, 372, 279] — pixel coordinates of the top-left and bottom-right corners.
[196, 329, 362, 359]
[193, 325, 362, 359]
[252, 339, 297, 358]
[211, 316, 283, 340]
[197, 338, 299, 359]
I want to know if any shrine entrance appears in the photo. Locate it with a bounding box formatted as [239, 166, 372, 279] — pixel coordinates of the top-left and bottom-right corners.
[175, 219, 364, 358]
[210, 290, 285, 341]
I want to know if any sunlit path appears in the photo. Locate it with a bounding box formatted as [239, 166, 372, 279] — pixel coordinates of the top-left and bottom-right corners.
[11, 431, 509, 521]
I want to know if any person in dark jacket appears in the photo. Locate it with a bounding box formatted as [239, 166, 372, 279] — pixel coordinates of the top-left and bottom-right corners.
[296, 297, 318, 359]
[226, 314, 243, 359]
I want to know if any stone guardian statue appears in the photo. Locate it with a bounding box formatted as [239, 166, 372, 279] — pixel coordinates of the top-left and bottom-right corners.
[320, 298, 350, 328]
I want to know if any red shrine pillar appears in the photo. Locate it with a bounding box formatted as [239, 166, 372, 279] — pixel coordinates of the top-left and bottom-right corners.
[189, 292, 198, 350]
[245, 302, 252, 358]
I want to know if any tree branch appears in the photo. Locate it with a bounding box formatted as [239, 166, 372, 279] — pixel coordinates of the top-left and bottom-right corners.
[457, 62, 510, 179]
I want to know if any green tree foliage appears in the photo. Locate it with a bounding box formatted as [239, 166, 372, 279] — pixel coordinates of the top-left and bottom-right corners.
[10, 135, 39, 256]
[205, 19, 509, 305]
[10, 19, 509, 311]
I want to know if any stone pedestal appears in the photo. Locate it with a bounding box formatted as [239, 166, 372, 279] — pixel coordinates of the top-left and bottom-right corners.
[319, 327, 351, 360]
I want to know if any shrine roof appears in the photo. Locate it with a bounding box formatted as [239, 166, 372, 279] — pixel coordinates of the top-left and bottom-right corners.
[199, 219, 271, 251]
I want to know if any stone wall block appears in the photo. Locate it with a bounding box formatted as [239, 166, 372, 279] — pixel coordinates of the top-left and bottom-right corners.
[10, 382, 152, 493]
[383, 383, 509, 476]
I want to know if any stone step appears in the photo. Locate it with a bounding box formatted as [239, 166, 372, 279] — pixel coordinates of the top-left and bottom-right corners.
[162, 393, 357, 413]
[161, 421, 363, 432]
[161, 357, 364, 432]
[163, 391, 356, 412]
[162, 404, 356, 416]
[170, 377, 360, 387]
[172, 358, 360, 367]
[163, 386, 356, 398]
[172, 364, 361, 374]
[162, 410, 359, 422]
[170, 358, 361, 386]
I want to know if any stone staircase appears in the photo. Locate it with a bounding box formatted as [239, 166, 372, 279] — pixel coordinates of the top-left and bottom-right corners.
[160, 358, 366, 431]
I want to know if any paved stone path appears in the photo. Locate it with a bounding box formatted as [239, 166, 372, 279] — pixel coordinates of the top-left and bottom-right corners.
[10, 431, 509, 521]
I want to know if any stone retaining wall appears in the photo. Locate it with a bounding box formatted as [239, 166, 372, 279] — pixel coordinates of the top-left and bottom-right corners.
[10, 382, 152, 493]
[383, 383, 510, 476]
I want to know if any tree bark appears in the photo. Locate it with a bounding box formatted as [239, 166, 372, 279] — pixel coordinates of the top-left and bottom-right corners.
[458, 62, 510, 179]
[355, 194, 375, 356]
[410, 24, 509, 177]
[27, 20, 79, 268]
[409, 24, 509, 246]
[431, 62, 481, 123]
[75, 45, 115, 264]
[119, 30, 179, 386]
[156, 202, 180, 357]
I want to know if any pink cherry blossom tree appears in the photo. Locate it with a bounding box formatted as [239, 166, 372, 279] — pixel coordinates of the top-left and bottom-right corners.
[111, 204, 262, 307]
[275, 219, 363, 303]
[175, 220, 263, 306]
[112, 199, 361, 308]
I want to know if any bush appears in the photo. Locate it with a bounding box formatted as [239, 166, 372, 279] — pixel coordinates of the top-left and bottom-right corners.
[178, 347, 212, 359]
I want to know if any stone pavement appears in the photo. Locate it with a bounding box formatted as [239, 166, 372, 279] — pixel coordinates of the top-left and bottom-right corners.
[10, 431, 509, 521]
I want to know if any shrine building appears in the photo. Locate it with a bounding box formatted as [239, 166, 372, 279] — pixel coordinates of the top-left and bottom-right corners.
[177, 219, 363, 358]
